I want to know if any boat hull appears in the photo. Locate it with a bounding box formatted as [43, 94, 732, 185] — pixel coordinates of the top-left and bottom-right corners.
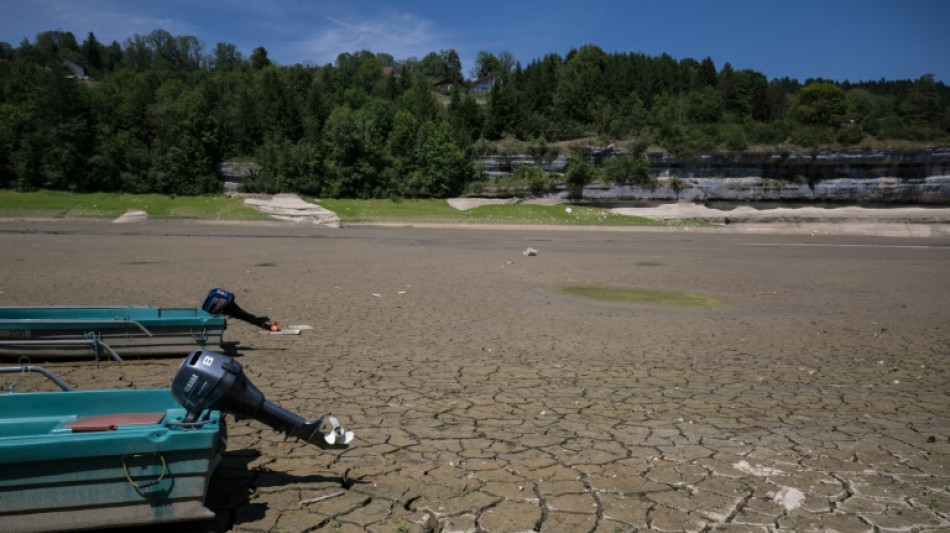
[0, 388, 223, 532]
[0, 307, 226, 359]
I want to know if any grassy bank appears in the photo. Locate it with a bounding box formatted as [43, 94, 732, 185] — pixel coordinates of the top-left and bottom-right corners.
[0, 190, 273, 220]
[317, 198, 682, 226]
[0, 190, 695, 227]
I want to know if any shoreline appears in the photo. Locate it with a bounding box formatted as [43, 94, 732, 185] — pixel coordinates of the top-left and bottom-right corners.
[3, 215, 950, 239]
[2, 218, 949, 239]
[3, 195, 950, 239]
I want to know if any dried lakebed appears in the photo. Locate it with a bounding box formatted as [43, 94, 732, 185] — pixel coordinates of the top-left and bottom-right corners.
[1, 221, 948, 532]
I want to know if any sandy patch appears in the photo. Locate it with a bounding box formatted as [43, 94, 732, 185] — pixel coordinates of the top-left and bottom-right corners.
[610, 202, 950, 223]
[112, 209, 149, 224]
[447, 197, 567, 210]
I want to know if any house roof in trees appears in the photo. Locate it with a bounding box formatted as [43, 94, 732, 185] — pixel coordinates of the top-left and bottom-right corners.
[48, 56, 90, 80]
[432, 78, 459, 90]
[470, 74, 497, 93]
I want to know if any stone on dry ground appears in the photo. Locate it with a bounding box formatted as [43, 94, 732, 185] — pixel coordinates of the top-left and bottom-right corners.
[2, 222, 948, 532]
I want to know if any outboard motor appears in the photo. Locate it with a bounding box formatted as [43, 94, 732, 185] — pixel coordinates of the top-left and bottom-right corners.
[202, 288, 280, 331]
[171, 350, 353, 449]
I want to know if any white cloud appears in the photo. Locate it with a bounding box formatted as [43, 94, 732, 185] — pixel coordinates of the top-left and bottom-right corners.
[295, 10, 448, 65]
[10, 0, 196, 43]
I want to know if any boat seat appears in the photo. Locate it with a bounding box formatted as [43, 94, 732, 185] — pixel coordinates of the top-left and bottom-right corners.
[65, 412, 166, 432]
[0, 417, 74, 438]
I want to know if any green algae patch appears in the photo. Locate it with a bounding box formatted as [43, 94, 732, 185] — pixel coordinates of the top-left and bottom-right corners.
[553, 284, 723, 308]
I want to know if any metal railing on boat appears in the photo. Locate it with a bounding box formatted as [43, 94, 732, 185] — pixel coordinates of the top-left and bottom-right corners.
[0, 336, 124, 362]
[0, 365, 75, 392]
[0, 318, 153, 337]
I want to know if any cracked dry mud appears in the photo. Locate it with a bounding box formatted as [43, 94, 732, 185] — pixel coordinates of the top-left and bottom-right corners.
[2, 222, 949, 533]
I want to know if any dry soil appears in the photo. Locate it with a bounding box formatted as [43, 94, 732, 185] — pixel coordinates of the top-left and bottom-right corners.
[1, 220, 949, 533]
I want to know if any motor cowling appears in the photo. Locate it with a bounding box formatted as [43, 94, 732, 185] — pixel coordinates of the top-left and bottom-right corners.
[171, 350, 353, 449]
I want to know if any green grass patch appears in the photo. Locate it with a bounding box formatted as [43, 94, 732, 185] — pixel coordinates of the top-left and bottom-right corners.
[553, 284, 723, 308]
[0, 192, 709, 228]
[315, 198, 700, 227]
[0, 190, 275, 221]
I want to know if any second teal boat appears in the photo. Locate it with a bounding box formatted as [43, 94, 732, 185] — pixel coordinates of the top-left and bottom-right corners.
[0, 307, 227, 360]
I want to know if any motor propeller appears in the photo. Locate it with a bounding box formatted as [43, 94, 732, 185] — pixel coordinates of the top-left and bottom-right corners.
[171, 350, 353, 449]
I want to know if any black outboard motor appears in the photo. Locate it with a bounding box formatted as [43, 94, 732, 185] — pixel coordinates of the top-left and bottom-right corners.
[171, 350, 353, 449]
[202, 288, 279, 331]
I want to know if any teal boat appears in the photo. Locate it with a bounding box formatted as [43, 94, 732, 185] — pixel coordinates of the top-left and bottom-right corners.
[0, 369, 224, 533]
[0, 307, 227, 360]
[0, 350, 354, 532]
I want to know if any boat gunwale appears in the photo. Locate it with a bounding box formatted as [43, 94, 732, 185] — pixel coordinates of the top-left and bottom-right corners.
[0, 388, 221, 464]
[0, 306, 226, 331]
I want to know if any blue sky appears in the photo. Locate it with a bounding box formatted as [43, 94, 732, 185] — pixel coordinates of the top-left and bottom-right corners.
[3, 0, 948, 83]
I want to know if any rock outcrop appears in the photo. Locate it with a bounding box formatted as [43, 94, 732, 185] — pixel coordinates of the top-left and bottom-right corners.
[242, 194, 340, 228]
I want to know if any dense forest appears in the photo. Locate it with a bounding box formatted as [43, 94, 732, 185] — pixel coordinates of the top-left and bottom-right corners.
[1, 29, 948, 197]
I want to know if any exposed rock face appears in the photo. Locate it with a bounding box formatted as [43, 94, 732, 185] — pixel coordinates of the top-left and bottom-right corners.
[584, 175, 950, 203]
[217, 162, 259, 179]
[648, 148, 950, 181]
[242, 194, 340, 227]
[217, 162, 261, 192]
[112, 209, 148, 224]
[471, 148, 950, 204]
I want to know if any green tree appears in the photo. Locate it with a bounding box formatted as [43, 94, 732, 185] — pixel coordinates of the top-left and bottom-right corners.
[698, 57, 718, 89]
[554, 44, 609, 125]
[719, 123, 748, 151]
[255, 135, 323, 194]
[80, 32, 102, 73]
[472, 50, 500, 79]
[211, 43, 243, 71]
[447, 87, 482, 147]
[443, 49, 462, 82]
[388, 109, 418, 159]
[398, 72, 440, 122]
[143, 79, 221, 194]
[687, 87, 723, 124]
[0, 59, 45, 188]
[402, 120, 470, 197]
[88, 127, 151, 192]
[526, 136, 558, 167]
[250, 46, 271, 71]
[255, 67, 303, 141]
[472, 51, 515, 79]
[484, 71, 517, 139]
[33, 30, 79, 64]
[563, 153, 594, 199]
[901, 74, 942, 128]
[512, 163, 551, 196]
[792, 82, 850, 126]
[601, 149, 653, 186]
[321, 105, 388, 197]
[419, 49, 462, 81]
[101, 40, 123, 70]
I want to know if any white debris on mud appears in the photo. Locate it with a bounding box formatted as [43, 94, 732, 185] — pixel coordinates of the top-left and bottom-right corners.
[733, 460, 784, 476]
[112, 209, 148, 224]
[772, 486, 806, 511]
